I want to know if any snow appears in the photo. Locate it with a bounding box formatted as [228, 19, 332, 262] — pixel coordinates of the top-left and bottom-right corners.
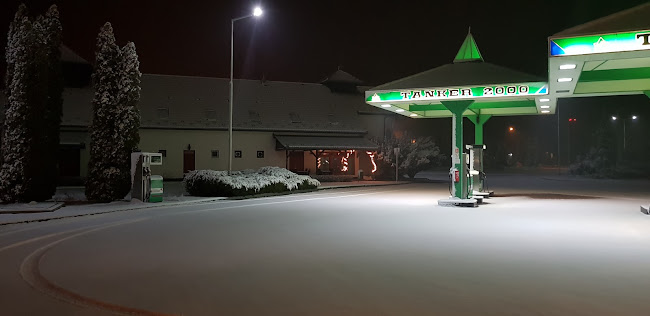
[184, 167, 321, 193]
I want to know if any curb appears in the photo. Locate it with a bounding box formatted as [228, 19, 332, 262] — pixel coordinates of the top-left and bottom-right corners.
[1, 182, 410, 226]
[0, 202, 64, 215]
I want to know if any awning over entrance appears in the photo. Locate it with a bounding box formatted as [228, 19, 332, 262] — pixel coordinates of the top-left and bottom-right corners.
[274, 135, 378, 151]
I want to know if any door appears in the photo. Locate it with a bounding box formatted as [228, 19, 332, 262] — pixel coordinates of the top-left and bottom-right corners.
[289, 151, 304, 172]
[183, 150, 195, 174]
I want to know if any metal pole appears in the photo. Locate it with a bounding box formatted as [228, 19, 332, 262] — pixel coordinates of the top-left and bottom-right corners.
[228, 19, 234, 175]
[557, 103, 561, 175]
[623, 119, 626, 152]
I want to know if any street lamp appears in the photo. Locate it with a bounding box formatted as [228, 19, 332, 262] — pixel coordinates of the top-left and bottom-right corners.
[611, 114, 638, 151]
[229, 6, 262, 174]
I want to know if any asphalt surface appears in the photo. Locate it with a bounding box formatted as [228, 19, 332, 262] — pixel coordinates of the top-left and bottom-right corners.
[1, 176, 650, 315]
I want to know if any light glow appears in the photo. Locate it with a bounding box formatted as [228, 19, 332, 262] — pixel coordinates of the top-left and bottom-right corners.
[612, 116, 617, 121]
[632, 115, 638, 120]
[395, 109, 405, 112]
[539, 98, 550, 102]
[341, 150, 353, 172]
[541, 110, 550, 113]
[559, 64, 577, 70]
[381, 104, 392, 108]
[557, 78, 573, 82]
[540, 105, 550, 109]
[509, 126, 514, 132]
[366, 151, 377, 173]
[410, 114, 418, 117]
[253, 7, 263, 17]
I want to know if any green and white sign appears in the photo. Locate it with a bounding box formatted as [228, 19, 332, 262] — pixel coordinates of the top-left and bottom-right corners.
[550, 30, 650, 56]
[366, 82, 548, 103]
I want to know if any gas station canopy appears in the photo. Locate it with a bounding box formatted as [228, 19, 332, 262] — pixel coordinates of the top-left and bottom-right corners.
[548, 3, 650, 100]
[365, 32, 554, 118]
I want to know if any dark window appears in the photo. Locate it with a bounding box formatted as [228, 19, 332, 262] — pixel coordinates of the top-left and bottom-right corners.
[157, 108, 169, 119]
[205, 109, 217, 120]
[257, 151, 264, 158]
[234, 150, 242, 158]
[289, 112, 302, 123]
[211, 150, 219, 158]
[158, 150, 167, 157]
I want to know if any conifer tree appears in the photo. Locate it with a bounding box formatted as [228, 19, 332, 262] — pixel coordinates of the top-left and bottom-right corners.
[0, 5, 39, 202]
[38, 5, 64, 199]
[86, 22, 123, 202]
[114, 42, 141, 199]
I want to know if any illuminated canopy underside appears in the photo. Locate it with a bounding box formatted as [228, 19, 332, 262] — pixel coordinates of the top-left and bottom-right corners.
[548, 3, 650, 99]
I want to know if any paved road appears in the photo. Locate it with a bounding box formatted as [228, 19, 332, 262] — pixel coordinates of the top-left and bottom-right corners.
[2, 178, 650, 315]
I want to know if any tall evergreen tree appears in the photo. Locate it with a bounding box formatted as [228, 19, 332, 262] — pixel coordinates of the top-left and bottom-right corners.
[86, 22, 133, 202]
[38, 5, 64, 199]
[0, 5, 47, 203]
[114, 42, 141, 199]
[1, 4, 64, 203]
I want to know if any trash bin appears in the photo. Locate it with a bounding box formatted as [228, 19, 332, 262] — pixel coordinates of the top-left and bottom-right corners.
[149, 175, 163, 202]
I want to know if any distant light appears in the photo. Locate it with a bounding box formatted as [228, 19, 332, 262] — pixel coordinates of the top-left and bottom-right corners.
[540, 105, 550, 109]
[559, 64, 577, 70]
[632, 115, 638, 120]
[395, 109, 405, 112]
[539, 98, 550, 102]
[381, 104, 391, 108]
[410, 113, 418, 117]
[508, 126, 514, 132]
[612, 116, 617, 120]
[541, 110, 550, 113]
[508, 153, 513, 157]
[253, 7, 263, 17]
[558, 77, 573, 82]
[569, 118, 577, 122]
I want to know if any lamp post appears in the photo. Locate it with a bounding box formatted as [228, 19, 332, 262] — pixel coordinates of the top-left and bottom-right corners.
[611, 115, 638, 152]
[229, 6, 262, 174]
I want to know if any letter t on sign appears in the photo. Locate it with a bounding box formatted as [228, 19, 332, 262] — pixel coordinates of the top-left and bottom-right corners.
[637, 33, 650, 45]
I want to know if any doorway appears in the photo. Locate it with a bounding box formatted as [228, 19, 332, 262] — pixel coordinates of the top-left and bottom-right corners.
[183, 150, 195, 174]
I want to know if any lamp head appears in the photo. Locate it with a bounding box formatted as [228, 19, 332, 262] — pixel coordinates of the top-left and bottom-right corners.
[253, 7, 263, 17]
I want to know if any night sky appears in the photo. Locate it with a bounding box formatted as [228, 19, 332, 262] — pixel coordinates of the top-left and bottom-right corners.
[1, 0, 649, 165]
[1, 0, 648, 84]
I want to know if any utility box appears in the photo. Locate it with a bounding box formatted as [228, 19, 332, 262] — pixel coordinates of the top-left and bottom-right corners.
[149, 175, 163, 202]
[131, 152, 163, 202]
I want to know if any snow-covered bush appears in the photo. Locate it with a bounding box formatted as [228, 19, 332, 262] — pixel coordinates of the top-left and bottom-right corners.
[183, 167, 320, 197]
[374, 135, 444, 180]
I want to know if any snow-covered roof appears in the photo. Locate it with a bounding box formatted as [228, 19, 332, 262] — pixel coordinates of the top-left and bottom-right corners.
[61, 74, 373, 134]
[321, 69, 364, 85]
[60, 45, 89, 64]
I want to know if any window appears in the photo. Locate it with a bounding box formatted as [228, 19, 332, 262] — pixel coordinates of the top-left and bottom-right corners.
[158, 150, 167, 157]
[234, 150, 242, 158]
[257, 151, 264, 158]
[205, 109, 217, 120]
[289, 112, 302, 123]
[211, 150, 219, 158]
[249, 110, 262, 124]
[157, 108, 169, 119]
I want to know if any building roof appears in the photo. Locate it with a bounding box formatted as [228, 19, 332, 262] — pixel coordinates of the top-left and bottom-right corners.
[61, 74, 373, 134]
[321, 69, 364, 85]
[371, 62, 543, 91]
[454, 32, 484, 63]
[553, 2, 650, 37]
[275, 135, 378, 151]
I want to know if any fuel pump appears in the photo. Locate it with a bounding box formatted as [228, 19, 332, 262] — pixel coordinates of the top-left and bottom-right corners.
[465, 144, 494, 197]
[131, 152, 164, 202]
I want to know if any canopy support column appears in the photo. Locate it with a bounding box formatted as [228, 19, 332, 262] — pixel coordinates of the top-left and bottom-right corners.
[441, 100, 474, 200]
[467, 114, 492, 145]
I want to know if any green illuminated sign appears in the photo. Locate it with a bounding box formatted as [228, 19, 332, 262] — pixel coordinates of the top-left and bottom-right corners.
[551, 30, 650, 56]
[366, 82, 548, 103]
